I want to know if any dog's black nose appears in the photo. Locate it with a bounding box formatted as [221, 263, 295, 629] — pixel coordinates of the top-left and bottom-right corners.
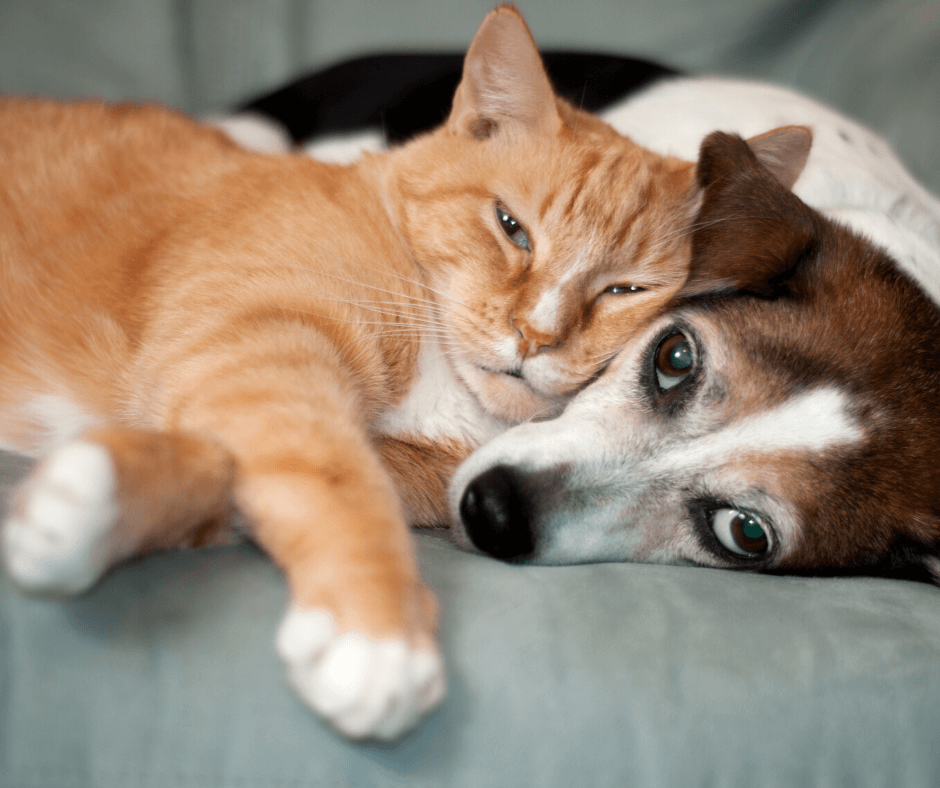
[459, 465, 535, 562]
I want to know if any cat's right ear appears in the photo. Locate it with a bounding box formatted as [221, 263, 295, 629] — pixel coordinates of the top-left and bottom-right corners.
[448, 5, 561, 140]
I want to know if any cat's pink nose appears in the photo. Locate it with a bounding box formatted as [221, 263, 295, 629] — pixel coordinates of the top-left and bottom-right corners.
[512, 319, 557, 358]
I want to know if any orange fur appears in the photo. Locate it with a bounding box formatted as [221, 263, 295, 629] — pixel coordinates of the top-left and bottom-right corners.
[0, 6, 702, 734]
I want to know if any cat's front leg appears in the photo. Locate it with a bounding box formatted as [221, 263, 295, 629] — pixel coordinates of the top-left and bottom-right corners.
[177, 367, 446, 738]
[237, 456, 444, 740]
[146, 300, 446, 738]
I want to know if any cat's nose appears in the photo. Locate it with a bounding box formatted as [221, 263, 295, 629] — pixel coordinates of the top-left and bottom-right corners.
[511, 317, 558, 358]
[459, 465, 536, 562]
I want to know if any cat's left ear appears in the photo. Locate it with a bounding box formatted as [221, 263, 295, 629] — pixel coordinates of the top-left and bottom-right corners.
[448, 5, 561, 139]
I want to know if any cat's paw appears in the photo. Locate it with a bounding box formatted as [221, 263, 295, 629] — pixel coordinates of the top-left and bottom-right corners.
[276, 605, 446, 740]
[1, 441, 120, 595]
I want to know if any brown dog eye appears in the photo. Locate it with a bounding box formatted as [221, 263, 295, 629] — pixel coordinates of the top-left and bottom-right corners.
[711, 509, 770, 556]
[655, 334, 694, 390]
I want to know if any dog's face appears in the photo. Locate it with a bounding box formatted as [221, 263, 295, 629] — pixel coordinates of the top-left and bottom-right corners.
[449, 131, 940, 578]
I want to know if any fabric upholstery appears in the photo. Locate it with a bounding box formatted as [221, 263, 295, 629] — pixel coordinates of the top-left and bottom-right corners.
[2, 2, 939, 785]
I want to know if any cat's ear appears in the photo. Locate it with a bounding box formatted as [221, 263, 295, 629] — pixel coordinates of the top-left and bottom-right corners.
[677, 129, 818, 298]
[744, 125, 812, 190]
[448, 5, 561, 139]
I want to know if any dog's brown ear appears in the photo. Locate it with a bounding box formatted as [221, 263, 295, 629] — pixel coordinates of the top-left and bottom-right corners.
[745, 125, 812, 190]
[678, 131, 819, 298]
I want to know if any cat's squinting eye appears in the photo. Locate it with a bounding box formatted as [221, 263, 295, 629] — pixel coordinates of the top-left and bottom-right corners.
[495, 203, 531, 251]
[605, 284, 645, 295]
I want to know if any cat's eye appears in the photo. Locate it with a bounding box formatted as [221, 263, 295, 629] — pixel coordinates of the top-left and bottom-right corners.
[654, 333, 694, 391]
[605, 284, 645, 295]
[495, 203, 530, 251]
[711, 508, 770, 557]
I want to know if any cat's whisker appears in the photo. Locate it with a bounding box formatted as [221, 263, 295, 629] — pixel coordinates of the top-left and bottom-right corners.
[305, 296, 450, 327]
[242, 303, 444, 334]
[358, 264, 477, 312]
[650, 210, 755, 247]
[268, 263, 453, 313]
[520, 402, 565, 424]
[583, 350, 620, 365]
[350, 298, 450, 316]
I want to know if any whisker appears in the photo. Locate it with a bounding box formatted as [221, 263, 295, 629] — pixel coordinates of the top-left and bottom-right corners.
[356, 264, 475, 310]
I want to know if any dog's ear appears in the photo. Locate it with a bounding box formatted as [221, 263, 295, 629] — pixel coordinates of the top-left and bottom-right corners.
[745, 125, 812, 190]
[678, 130, 819, 298]
[447, 5, 561, 140]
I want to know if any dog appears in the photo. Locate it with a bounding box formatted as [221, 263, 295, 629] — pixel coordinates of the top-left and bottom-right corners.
[226, 64, 940, 579]
[449, 76, 940, 580]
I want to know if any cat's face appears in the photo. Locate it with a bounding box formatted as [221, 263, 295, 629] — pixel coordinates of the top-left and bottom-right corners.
[384, 8, 699, 422]
[392, 110, 697, 422]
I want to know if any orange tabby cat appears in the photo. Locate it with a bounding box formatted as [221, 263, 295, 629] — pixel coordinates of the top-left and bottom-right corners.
[0, 6, 807, 739]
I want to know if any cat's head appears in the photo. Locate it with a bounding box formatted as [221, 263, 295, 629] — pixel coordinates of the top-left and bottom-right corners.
[384, 5, 811, 423]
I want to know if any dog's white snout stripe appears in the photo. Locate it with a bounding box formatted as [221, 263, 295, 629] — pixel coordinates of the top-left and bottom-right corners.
[653, 387, 863, 474]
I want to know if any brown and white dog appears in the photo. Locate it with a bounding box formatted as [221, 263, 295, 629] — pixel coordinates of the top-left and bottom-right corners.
[449, 78, 940, 580]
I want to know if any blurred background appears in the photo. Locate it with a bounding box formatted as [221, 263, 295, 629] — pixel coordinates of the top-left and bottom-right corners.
[1, 0, 938, 190]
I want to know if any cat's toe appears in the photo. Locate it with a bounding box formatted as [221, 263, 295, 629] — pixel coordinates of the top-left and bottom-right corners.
[276, 605, 446, 740]
[1, 441, 119, 595]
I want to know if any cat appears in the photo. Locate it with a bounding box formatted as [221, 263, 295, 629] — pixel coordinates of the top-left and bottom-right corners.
[0, 5, 808, 739]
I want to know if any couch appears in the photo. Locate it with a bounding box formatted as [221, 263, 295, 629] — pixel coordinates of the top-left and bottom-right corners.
[2, 2, 940, 786]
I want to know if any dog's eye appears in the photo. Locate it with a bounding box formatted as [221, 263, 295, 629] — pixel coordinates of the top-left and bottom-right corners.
[496, 202, 530, 251]
[711, 508, 769, 556]
[655, 333, 694, 390]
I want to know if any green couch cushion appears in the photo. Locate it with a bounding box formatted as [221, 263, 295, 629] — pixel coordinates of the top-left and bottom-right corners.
[3, 452, 939, 788]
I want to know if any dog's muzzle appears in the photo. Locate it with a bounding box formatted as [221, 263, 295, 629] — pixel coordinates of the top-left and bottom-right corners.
[458, 465, 536, 562]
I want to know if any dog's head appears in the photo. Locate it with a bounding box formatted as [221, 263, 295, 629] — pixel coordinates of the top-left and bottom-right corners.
[449, 130, 940, 581]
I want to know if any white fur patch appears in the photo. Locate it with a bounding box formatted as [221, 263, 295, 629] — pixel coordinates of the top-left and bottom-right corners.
[377, 335, 505, 445]
[276, 605, 445, 740]
[208, 112, 293, 154]
[527, 286, 561, 332]
[303, 130, 386, 165]
[526, 250, 590, 334]
[1, 441, 119, 594]
[653, 387, 862, 475]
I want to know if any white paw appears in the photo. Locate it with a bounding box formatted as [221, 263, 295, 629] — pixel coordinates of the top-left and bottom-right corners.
[1, 441, 119, 595]
[276, 605, 446, 740]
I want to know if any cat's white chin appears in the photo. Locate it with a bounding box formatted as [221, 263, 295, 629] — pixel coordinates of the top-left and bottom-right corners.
[462, 365, 565, 423]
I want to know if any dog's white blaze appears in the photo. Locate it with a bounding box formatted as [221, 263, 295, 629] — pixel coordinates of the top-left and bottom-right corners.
[654, 387, 862, 475]
[377, 335, 504, 445]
